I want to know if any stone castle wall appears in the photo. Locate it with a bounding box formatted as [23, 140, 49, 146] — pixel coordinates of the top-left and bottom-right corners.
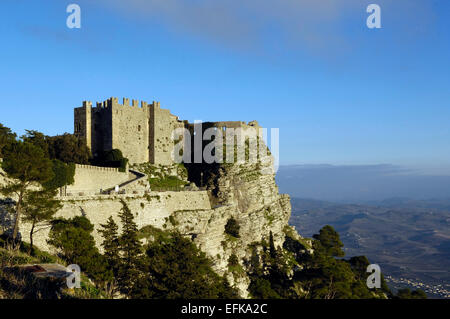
[74, 102, 92, 151]
[111, 98, 150, 164]
[17, 190, 212, 253]
[66, 164, 132, 196]
[75, 98, 185, 165]
[149, 102, 185, 165]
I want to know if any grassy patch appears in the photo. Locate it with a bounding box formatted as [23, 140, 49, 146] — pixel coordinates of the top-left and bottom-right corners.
[148, 176, 188, 190]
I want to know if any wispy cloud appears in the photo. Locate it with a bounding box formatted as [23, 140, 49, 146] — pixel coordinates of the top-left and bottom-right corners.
[98, 0, 436, 56]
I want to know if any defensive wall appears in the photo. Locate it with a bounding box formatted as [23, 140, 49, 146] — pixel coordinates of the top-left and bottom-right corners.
[0, 160, 211, 253]
[18, 190, 212, 252]
[65, 164, 132, 196]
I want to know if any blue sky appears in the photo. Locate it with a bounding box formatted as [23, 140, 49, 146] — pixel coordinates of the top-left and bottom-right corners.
[0, 0, 449, 171]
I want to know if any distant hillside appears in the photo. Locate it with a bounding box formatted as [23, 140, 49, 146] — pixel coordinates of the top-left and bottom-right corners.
[276, 164, 450, 202]
[289, 198, 450, 298]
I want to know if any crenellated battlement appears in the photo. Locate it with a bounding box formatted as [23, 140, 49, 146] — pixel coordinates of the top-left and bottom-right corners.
[75, 96, 251, 166]
[75, 164, 125, 173]
[83, 97, 161, 110]
[82, 101, 92, 108]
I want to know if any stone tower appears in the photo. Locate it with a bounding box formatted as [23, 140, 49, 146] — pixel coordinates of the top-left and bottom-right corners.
[74, 97, 184, 165]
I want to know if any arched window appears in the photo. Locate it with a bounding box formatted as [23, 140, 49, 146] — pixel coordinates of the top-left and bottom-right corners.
[138, 125, 141, 132]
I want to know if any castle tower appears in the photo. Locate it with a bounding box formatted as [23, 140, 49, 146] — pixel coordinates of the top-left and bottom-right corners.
[74, 98, 185, 165]
[148, 101, 185, 165]
[74, 101, 92, 151]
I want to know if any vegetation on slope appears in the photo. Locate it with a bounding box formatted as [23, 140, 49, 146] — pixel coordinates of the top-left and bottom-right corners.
[45, 200, 239, 299]
[131, 162, 188, 190]
[244, 226, 426, 299]
[0, 236, 102, 299]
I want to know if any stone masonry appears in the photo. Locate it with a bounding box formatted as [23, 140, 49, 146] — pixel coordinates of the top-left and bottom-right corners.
[74, 98, 186, 165]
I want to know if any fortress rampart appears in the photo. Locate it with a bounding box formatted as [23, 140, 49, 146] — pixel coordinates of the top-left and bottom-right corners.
[65, 164, 132, 196]
[16, 190, 213, 253]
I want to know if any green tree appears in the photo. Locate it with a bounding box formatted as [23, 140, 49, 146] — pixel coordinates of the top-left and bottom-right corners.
[0, 123, 17, 158]
[21, 130, 49, 158]
[247, 237, 292, 299]
[22, 189, 62, 255]
[313, 225, 345, 257]
[0, 142, 53, 245]
[117, 200, 142, 296]
[93, 149, 129, 172]
[47, 133, 91, 164]
[132, 231, 239, 299]
[269, 231, 277, 259]
[47, 216, 110, 283]
[99, 216, 121, 297]
[43, 159, 75, 191]
[100, 216, 120, 273]
[104, 149, 124, 162]
[396, 288, 427, 299]
[249, 277, 281, 299]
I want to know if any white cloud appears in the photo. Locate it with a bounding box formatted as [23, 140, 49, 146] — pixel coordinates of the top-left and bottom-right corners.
[97, 0, 436, 56]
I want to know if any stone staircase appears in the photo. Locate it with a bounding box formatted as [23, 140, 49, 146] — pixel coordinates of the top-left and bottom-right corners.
[103, 169, 150, 194]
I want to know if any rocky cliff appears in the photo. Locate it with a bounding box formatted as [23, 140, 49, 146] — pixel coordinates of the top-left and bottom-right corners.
[179, 155, 294, 296]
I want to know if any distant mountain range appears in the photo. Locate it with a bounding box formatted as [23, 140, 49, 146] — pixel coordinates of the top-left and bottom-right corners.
[275, 164, 450, 298]
[288, 197, 450, 298]
[276, 164, 450, 202]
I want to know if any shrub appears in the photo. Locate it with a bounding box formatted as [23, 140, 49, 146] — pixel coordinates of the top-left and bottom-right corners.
[91, 149, 128, 172]
[225, 217, 240, 238]
[228, 254, 239, 267]
[43, 160, 75, 190]
[47, 216, 110, 283]
[132, 231, 239, 299]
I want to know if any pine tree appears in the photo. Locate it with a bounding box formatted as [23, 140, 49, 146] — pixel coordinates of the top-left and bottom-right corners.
[0, 142, 53, 247]
[48, 216, 110, 283]
[99, 216, 121, 297]
[99, 216, 120, 273]
[22, 188, 62, 255]
[117, 200, 142, 296]
[313, 225, 345, 257]
[0, 123, 16, 157]
[269, 231, 277, 259]
[132, 231, 239, 299]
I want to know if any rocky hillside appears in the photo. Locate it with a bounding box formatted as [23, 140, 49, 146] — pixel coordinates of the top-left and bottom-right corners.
[1, 150, 298, 297]
[177, 156, 294, 296]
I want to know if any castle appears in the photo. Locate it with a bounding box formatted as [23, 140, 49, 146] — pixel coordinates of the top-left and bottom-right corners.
[74, 97, 186, 165]
[74, 97, 261, 165]
[1, 97, 292, 297]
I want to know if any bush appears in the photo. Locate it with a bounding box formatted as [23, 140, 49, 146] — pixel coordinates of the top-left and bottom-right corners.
[396, 288, 427, 299]
[249, 278, 281, 299]
[47, 216, 110, 283]
[225, 217, 240, 238]
[47, 133, 91, 164]
[91, 149, 129, 172]
[0, 123, 17, 158]
[43, 160, 75, 190]
[132, 231, 239, 299]
[148, 176, 186, 190]
[228, 254, 239, 267]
